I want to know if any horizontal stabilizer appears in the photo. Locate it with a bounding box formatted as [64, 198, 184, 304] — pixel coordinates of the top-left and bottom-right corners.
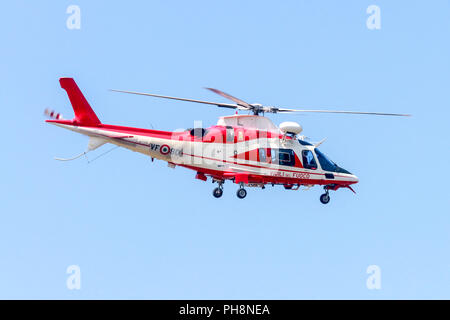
[87, 137, 107, 151]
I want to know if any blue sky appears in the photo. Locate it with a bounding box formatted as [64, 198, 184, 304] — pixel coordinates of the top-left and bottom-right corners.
[0, 1, 449, 299]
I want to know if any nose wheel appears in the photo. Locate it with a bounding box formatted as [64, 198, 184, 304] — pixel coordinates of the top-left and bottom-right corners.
[320, 190, 330, 204]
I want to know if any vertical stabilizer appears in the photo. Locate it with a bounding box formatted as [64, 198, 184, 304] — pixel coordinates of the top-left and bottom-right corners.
[59, 78, 101, 126]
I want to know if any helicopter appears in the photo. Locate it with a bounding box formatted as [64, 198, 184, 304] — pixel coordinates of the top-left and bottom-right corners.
[46, 78, 410, 204]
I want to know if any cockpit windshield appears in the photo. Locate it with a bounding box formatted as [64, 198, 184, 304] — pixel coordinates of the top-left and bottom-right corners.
[314, 148, 351, 174]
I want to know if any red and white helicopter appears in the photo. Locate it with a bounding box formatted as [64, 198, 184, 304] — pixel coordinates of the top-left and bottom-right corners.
[46, 78, 410, 204]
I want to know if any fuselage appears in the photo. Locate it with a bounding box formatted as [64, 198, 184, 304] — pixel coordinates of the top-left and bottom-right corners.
[48, 114, 358, 189]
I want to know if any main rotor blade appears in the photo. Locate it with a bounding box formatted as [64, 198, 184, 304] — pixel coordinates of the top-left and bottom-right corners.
[110, 89, 239, 109]
[204, 88, 252, 108]
[276, 108, 411, 116]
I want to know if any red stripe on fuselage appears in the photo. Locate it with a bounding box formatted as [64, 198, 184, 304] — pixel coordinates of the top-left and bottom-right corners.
[46, 120, 173, 138]
[179, 164, 355, 187]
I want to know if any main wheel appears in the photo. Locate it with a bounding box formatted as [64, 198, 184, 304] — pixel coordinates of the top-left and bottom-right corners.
[213, 187, 223, 198]
[320, 193, 330, 204]
[236, 188, 247, 199]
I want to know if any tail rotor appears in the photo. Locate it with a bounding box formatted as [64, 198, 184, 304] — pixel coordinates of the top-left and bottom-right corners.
[44, 108, 64, 120]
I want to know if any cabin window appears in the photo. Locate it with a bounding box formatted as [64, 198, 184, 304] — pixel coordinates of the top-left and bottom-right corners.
[302, 150, 317, 170]
[226, 128, 234, 143]
[189, 128, 207, 138]
[258, 148, 296, 166]
[271, 148, 295, 166]
[271, 148, 278, 164]
[258, 148, 266, 162]
[278, 150, 295, 166]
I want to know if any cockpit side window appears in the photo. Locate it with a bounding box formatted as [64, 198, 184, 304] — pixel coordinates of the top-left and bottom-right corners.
[302, 150, 317, 170]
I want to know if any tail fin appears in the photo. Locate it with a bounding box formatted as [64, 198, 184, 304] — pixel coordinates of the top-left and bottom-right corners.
[60, 78, 101, 126]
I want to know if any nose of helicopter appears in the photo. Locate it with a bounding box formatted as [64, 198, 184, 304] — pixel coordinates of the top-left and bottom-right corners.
[350, 174, 359, 183]
[335, 165, 358, 183]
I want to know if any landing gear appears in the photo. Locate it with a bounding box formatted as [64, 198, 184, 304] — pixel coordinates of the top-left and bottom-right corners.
[212, 180, 224, 198]
[236, 182, 247, 199]
[320, 190, 330, 204]
[212, 180, 248, 199]
[213, 187, 223, 198]
[236, 188, 247, 199]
